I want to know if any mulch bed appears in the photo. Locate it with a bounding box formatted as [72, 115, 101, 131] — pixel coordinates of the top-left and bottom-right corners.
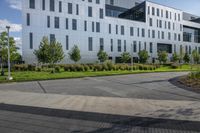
[179, 76, 200, 92]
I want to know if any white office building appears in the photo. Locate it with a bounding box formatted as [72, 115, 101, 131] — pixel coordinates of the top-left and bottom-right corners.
[22, 0, 200, 64]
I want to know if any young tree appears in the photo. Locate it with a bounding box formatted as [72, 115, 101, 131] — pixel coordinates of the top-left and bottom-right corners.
[34, 36, 65, 66]
[192, 49, 200, 64]
[172, 53, 180, 63]
[183, 52, 190, 64]
[68, 45, 81, 63]
[121, 52, 131, 63]
[138, 50, 149, 64]
[97, 50, 108, 63]
[179, 46, 184, 64]
[158, 51, 168, 64]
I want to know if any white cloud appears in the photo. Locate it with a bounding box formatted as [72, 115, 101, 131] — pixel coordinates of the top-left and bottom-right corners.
[0, 19, 22, 33]
[6, 0, 22, 10]
[14, 37, 22, 47]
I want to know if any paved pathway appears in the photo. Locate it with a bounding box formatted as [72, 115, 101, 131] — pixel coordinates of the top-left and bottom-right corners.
[0, 72, 199, 101]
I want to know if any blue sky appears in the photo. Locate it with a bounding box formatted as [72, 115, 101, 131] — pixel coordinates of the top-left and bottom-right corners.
[0, 0, 200, 48]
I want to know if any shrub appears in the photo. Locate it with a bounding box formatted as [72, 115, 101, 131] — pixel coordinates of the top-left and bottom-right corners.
[36, 67, 42, 72]
[55, 66, 61, 73]
[171, 63, 180, 69]
[14, 64, 28, 71]
[28, 64, 36, 71]
[83, 65, 90, 72]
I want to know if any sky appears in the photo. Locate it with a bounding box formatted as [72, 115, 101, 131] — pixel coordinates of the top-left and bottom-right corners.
[0, 0, 200, 50]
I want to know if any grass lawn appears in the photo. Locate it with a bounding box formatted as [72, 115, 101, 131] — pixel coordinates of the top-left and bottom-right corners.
[0, 64, 199, 83]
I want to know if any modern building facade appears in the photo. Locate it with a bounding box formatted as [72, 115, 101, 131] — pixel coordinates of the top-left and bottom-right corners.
[22, 0, 200, 64]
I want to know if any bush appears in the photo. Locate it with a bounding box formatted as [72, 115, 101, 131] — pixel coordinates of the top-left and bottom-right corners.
[171, 63, 180, 69]
[36, 67, 42, 72]
[14, 64, 28, 71]
[55, 66, 61, 73]
[83, 65, 90, 72]
[28, 64, 36, 71]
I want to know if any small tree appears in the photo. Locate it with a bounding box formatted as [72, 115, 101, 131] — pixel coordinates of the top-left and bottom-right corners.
[158, 51, 168, 64]
[183, 53, 190, 64]
[34, 36, 65, 69]
[172, 53, 180, 63]
[121, 52, 131, 63]
[179, 46, 184, 64]
[68, 45, 81, 63]
[97, 50, 108, 63]
[192, 50, 200, 64]
[138, 50, 149, 64]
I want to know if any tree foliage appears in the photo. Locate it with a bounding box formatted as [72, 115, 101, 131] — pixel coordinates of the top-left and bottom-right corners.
[183, 52, 190, 64]
[68, 45, 81, 63]
[138, 50, 149, 64]
[192, 49, 200, 64]
[158, 51, 168, 64]
[97, 50, 108, 63]
[34, 36, 65, 65]
[172, 53, 180, 63]
[121, 52, 131, 63]
[0, 31, 20, 63]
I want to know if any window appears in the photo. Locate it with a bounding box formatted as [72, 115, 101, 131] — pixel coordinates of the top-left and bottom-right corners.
[109, 24, 111, 34]
[168, 32, 171, 40]
[118, 40, 121, 52]
[139, 41, 141, 51]
[150, 42, 153, 53]
[124, 40, 126, 52]
[157, 8, 159, 16]
[59, 1, 62, 12]
[100, 8, 104, 19]
[137, 28, 140, 37]
[88, 37, 93, 51]
[152, 7, 155, 15]
[27, 13, 30, 26]
[178, 14, 180, 21]
[116, 25, 118, 34]
[100, 38, 104, 50]
[148, 29, 150, 38]
[159, 20, 162, 28]
[68, 3, 72, 14]
[29, 0, 35, 9]
[121, 26, 124, 35]
[72, 19, 77, 30]
[29, 32, 33, 49]
[111, 39, 113, 52]
[130, 27, 134, 36]
[84, 21, 87, 31]
[50, 34, 55, 43]
[76, 4, 79, 15]
[161, 9, 163, 17]
[110, 0, 114, 5]
[88, 6, 92, 17]
[96, 22, 100, 32]
[96, 0, 100, 4]
[133, 41, 137, 52]
[142, 28, 145, 37]
[92, 22, 94, 32]
[178, 34, 181, 41]
[174, 33, 177, 41]
[88, 0, 92, 2]
[149, 18, 153, 26]
[162, 31, 164, 39]
[66, 18, 68, 29]
[50, 0, 55, 11]
[168, 22, 171, 30]
[158, 31, 160, 39]
[152, 30, 155, 38]
[42, 0, 45, 10]
[166, 11, 168, 18]
[148, 6, 150, 15]
[66, 35, 69, 50]
[144, 42, 147, 50]
[47, 16, 50, 28]
[54, 17, 59, 28]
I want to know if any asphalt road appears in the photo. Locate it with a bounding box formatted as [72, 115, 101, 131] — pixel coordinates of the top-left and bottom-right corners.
[0, 72, 200, 133]
[0, 72, 199, 101]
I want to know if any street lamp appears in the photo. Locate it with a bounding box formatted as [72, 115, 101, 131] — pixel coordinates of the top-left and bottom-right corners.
[6, 26, 13, 80]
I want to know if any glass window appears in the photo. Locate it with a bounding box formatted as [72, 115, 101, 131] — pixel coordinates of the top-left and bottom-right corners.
[72, 19, 77, 30]
[121, 26, 124, 35]
[130, 27, 134, 36]
[76, 4, 79, 15]
[142, 28, 145, 37]
[29, 0, 35, 9]
[66, 35, 69, 50]
[27, 13, 30, 26]
[124, 40, 126, 52]
[84, 21, 87, 31]
[118, 39, 121, 52]
[157, 8, 159, 16]
[150, 42, 153, 53]
[137, 28, 140, 37]
[92, 22, 94, 32]
[149, 18, 153, 26]
[133, 41, 137, 52]
[152, 30, 155, 38]
[111, 39, 113, 52]
[47, 16, 50, 28]
[42, 0, 45, 10]
[100, 38, 104, 50]
[96, 22, 100, 32]
[109, 24, 111, 34]
[50, 0, 55, 11]
[68, 3, 72, 14]
[96, 0, 100, 4]
[54, 17, 59, 28]
[152, 7, 155, 15]
[116, 25, 118, 34]
[59, 1, 62, 12]
[88, 37, 93, 51]
[50, 34, 55, 43]
[88, 6, 92, 17]
[100, 8, 104, 19]
[29, 32, 33, 49]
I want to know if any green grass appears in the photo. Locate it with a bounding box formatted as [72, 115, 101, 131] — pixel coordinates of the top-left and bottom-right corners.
[0, 64, 199, 83]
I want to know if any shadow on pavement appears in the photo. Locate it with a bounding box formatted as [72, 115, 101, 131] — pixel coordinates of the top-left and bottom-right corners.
[0, 103, 200, 132]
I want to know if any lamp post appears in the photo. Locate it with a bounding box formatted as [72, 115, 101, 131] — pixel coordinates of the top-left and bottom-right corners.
[6, 26, 13, 80]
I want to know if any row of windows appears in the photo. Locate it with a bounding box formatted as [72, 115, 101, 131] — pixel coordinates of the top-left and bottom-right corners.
[148, 6, 181, 21]
[29, 0, 101, 13]
[29, 32, 200, 55]
[149, 18, 182, 31]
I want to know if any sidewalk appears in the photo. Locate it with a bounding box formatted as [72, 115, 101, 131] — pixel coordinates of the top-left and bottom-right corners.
[0, 90, 199, 122]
